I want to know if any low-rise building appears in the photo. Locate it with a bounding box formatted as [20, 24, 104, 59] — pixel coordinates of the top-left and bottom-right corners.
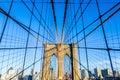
[81, 69, 89, 80]
[0, 67, 18, 80]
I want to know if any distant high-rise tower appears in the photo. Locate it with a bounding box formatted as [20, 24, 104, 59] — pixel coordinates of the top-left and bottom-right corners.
[102, 69, 113, 77]
[31, 69, 34, 76]
[94, 67, 103, 78]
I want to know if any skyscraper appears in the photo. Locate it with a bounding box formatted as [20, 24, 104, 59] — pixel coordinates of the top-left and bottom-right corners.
[94, 67, 103, 78]
[102, 68, 113, 77]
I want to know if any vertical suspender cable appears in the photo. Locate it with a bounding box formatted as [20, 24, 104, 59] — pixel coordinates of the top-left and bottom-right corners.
[51, 0, 59, 42]
[80, 0, 90, 77]
[61, 0, 68, 42]
[95, 0, 115, 79]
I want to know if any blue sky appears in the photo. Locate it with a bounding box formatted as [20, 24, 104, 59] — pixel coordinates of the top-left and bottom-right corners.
[0, 0, 120, 76]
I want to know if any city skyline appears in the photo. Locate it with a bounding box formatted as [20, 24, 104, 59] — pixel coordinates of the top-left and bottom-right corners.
[0, 0, 120, 79]
[1, 66, 120, 80]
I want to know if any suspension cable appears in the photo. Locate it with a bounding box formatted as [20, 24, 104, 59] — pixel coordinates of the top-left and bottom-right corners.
[0, 0, 13, 43]
[51, 0, 59, 42]
[61, 0, 68, 42]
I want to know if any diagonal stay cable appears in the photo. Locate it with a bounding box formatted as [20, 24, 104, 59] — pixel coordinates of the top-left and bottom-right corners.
[96, 0, 116, 79]
[76, 8, 120, 44]
[0, 7, 53, 43]
[21, 0, 55, 41]
[21, 0, 35, 77]
[30, 0, 56, 40]
[80, 0, 90, 73]
[64, 0, 84, 42]
[0, 0, 13, 43]
[32, 0, 43, 74]
[65, 2, 120, 42]
[64, 0, 92, 42]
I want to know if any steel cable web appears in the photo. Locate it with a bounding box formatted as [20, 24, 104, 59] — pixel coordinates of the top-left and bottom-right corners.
[0, 0, 120, 80]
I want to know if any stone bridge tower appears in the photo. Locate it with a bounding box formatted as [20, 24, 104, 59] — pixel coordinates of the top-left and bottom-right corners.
[42, 43, 81, 80]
